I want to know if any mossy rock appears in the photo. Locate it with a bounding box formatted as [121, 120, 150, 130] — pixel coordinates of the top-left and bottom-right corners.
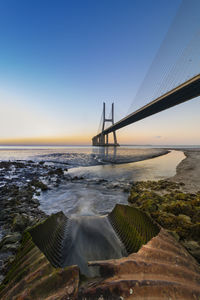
[163, 201, 194, 216]
[128, 191, 139, 203]
[128, 179, 200, 247]
[138, 198, 159, 213]
[12, 214, 30, 232]
[30, 180, 48, 191]
[0, 213, 79, 299]
[188, 223, 200, 241]
[109, 204, 160, 254]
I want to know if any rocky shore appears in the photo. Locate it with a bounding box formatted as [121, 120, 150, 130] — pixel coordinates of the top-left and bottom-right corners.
[0, 148, 170, 284]
[128, 149, 200, 263]
[0, 148, 199, 288]
[0, 160, 70, 283]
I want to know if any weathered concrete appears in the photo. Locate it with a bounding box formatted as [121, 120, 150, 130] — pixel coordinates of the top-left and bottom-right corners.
[0, 205, 200, 299]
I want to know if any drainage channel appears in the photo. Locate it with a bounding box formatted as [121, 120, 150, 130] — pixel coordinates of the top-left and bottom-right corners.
[29, 204, 160, 276]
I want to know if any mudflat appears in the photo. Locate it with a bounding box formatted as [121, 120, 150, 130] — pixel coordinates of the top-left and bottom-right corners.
[171, 149, 200, 193]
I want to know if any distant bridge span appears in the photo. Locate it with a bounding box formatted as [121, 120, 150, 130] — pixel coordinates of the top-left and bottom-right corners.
[92, 74, 200, 146]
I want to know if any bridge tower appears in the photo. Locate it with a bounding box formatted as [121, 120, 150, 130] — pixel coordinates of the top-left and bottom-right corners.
[92, 102, 119, 146]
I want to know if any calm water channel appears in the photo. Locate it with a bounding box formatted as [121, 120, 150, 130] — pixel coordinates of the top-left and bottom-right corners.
[38, 149, 185, 216]
[0, 146, 185, 216]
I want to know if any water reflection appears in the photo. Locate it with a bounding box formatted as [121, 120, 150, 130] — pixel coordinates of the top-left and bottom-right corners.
[92, 146, 117, 159]
[39, 150, 185, 216]
[92, 146, 169, 164]
[69, 150, 185, 181]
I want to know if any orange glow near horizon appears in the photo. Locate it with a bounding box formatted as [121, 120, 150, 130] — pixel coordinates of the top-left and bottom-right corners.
[0, 135, 93, 146]
[1, 128, 200, 146]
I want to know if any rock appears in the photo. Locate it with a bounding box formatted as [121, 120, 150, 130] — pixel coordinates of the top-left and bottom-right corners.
[177, 214, 192, 224]
[123, 187, 130, 193]
[30, 179, 48, 191]
[55, 168, 64, 176]
[0, 275, 4, 284]
[188, 223, 200, 240]
[1, 242, 20, 252]
[3, 254, 15, 266]
[31, 198, 39, 205]
[0, 233, 21, 249]
[167, 230, 180, 241]
[0, 260, 3, 268]
[98, 179, 108, 183]
[1, 210, 200, 300]
[0, 211, 7, 221]
[183, 240, 199, 251]
[128, 180, 200, 249]
[0, 230, 80, 300]
[128, 191, 139, 202]
[12, 213, 30, 232]
[48, 168, 64, 176]
[182, 240, 200, 263]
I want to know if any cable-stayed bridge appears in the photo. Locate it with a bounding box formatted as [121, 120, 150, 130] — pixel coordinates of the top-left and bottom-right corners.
[92, 0, 200, 147]
[92, 74, 200, 146]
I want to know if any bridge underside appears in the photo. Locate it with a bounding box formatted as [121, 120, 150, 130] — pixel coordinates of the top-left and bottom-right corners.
[92, 132, 119, 147]
[92, 74, 200, 146]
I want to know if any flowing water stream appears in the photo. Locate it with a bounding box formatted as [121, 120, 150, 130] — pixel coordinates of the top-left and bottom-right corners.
[0, 147, 185, 276]
[39, 150, 185, 216]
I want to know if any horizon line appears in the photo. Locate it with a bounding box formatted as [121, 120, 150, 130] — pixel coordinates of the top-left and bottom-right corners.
[0, 143, 200, 147]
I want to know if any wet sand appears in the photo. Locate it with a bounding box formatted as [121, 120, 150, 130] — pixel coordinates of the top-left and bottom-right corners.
[171, 149, 200, 192]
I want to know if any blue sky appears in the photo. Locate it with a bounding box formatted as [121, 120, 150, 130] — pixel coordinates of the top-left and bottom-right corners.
[0, 0, 199, 145]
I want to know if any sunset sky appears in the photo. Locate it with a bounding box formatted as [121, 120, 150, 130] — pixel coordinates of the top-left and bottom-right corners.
[0, 0, 200, 145]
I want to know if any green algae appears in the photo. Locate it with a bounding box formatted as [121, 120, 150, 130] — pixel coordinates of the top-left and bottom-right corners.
[0, 227, 79, 299]
[109, 204, 160, 254]
[128, 180, 200, 254]
[1, 232, 35, 286]
[0, 213, 67, 295]
[29, 211, 67, 268]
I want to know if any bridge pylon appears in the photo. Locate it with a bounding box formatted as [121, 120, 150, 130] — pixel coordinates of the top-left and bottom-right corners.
[92, 102, 119, 147]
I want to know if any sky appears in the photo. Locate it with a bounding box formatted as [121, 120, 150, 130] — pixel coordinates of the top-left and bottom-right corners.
[0, 0, 199, 145]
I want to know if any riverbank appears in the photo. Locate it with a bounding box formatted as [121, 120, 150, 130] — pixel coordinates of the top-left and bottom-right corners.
[128, 149, 200, 263]
[171, 149, 200, 193]
[0, 148, 199, 284]
[0, 160, 70, 283]
[0, 148, 171, 283]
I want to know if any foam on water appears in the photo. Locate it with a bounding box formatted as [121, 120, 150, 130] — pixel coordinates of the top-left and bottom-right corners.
[62, 215, 127, 276]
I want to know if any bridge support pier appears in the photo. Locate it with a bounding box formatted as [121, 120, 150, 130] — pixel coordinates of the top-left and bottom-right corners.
[92, 102, 119, 147]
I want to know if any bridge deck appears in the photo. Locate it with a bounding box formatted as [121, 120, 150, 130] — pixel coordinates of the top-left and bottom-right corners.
[93, 74, 200, 142]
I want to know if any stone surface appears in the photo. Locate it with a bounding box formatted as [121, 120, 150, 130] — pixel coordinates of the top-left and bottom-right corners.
[12, 213, 33, 232]
[0, 231, 79, 299]
[0, 233, 21, 249]
[79, 229, 200, 299]
[0, 211, 200, 299]
[128, 179, 200, 262]
[182, 240, 200, 262]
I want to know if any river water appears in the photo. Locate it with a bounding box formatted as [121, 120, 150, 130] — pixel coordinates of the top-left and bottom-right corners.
[38, 149, 185, 216]
[0, 146, 185, 217]
[0, 146, 187, 278]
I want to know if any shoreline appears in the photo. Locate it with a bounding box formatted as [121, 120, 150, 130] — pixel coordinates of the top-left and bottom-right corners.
[170, 149, 200, 193]
[0, 148, 199, 283]
[128, 148, 200, 263]
[97, 148, 170, 164]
